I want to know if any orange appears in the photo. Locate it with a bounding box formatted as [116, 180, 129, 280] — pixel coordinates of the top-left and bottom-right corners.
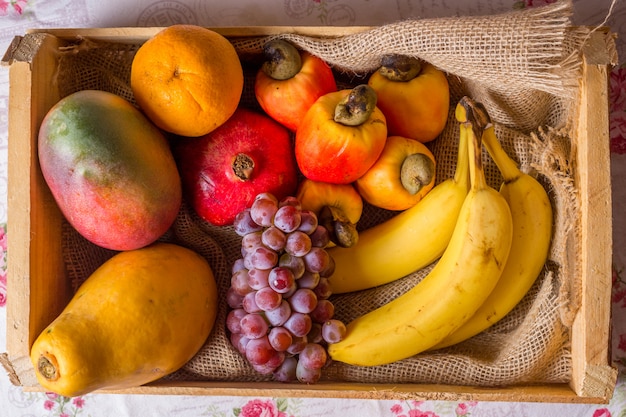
[130, 25, 244, 137]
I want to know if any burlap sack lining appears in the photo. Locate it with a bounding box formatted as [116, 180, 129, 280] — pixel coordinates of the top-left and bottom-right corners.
[56, 1, 593, 386]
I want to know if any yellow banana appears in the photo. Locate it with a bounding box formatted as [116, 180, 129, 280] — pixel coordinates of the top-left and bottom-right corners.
[327, 98, 513, 366]
[432, 99, 553, 350]
[327, 119, 470, 294]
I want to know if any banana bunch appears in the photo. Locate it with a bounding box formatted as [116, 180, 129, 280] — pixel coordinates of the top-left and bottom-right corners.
[431, 98, 553, 350]
[328, 98, 514, 366]
[327, 118, 470, 294]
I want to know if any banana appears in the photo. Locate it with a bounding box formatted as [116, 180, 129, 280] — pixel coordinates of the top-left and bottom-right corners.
[327, 117, 470, 294]
[432, 99, 553, 350]
[327, 98, 513, 366]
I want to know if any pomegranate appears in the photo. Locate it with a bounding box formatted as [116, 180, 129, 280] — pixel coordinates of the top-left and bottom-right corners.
[174, 107, 298, 226]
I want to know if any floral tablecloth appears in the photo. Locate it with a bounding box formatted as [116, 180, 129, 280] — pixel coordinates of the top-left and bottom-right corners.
[1, 0, 626, 416]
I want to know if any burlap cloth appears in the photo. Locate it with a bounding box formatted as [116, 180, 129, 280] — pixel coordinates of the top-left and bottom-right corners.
[56, 0, 610, 386]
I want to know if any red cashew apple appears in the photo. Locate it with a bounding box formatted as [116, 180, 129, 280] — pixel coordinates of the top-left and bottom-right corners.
[295, 85, 387, 184]
[173, 107, 299, 226]
[255, 39, 337, 131]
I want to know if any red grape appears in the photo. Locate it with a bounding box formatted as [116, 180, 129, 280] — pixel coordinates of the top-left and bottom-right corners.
[303, 247, 330, 273]
[285, 231, 312, 257]
[314, 277, 333, 300]
[240, 313, 269, 339]
[230, 332, 250, 355]
[296, 271, 320, 289]
[233, 208, 263, 236]
[273, 356, 298, 382]
[273, 204, 302, 233]
[226, 287, 244, 309]
[297, 209, 318, 234]
[247, 268, 270, 290]
[310, 298, 334, 323]
[268, 326, 293, 352]
[255, 287, 282, 311]
[322, 319, 347, 344]
[231, 269, 253, 296]
[241, 231, 263, 254]
[288, 288, 318, 314]
[284, 312, 312, 337]
[242, 291, 262, 314]
[226, 308, 247, 334]
[250, 194, 279, 227]
[309, 225, 330, 248]
[278, 253, 305, 279]
[248, 246, 279, 270]
[296, 359, 322, 383]
[287, 335, 308, 355]
[268, 266, 296, 294]
[232, 258, 246, 274]
[252, 351, 285, 374]
[264, 299, 292, 327]
[278, 195, 301, 209]
[299, 343, 327, 370]
[245, 336, 276, 365]
[262, 226, 286, 252]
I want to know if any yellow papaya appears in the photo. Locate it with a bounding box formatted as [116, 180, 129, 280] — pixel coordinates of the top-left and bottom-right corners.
[30, 242, 218, 397]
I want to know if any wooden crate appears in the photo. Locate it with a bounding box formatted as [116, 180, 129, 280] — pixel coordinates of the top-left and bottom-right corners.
[0, 26, 618, 403]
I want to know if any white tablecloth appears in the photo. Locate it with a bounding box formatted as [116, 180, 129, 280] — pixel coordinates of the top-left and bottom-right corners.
[1, 1, 626, 416]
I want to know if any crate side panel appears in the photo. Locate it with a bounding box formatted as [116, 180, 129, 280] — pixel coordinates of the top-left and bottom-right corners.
[569, 31, 618, 400]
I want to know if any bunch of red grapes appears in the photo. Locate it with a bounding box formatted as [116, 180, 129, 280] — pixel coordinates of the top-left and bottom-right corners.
[226, 192, 347, 383]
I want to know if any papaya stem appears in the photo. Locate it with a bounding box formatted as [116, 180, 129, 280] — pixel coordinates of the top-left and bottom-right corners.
[38, 355, 59, 381]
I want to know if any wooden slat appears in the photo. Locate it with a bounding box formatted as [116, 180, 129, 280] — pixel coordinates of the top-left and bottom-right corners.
[24, 26, 374, 44]
[569, 30, 618, 398]
[5, 33, 70, 387]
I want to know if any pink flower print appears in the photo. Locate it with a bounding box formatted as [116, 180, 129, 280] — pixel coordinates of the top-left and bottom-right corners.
[59, 413, 69, 417]
[391, 404, 404, 414]
[43, 400, 55, 410]
[611, 111, 626, 154]
[618, 334, 626, 353]
[12, 0, 26, 14]
[0, 274, 6, 307]
[456, 402, 478, 416]
[0, 1, 9, 15]
[610, 67, 626, 112]
[408, 410, 438, 417]
[239, 399, 287, 417]
[45, 392, 59, 400]
[613, 285, 626, 308]
[593, 408, 612, 417]
[73, 396, 85, 408]
[0, 227, 7, 252]
[524, 0, 557, 6]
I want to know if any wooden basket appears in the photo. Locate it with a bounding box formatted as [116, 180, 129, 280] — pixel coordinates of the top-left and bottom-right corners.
[0, 26, 618, 404]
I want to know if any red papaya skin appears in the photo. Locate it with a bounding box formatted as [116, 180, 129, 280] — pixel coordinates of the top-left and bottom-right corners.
[38, 90, 182, 251]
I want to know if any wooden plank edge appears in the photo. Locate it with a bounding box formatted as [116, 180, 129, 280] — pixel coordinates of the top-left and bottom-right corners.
[18, 380, 611, 404]
[23, 26, 375, 44]
[4, 32, 67, 389]
[569, 30, 618, 399]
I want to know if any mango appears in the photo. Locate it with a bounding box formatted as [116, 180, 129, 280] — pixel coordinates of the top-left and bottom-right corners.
[30, 242, 218, 397]
[38, 89, 182, 251]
